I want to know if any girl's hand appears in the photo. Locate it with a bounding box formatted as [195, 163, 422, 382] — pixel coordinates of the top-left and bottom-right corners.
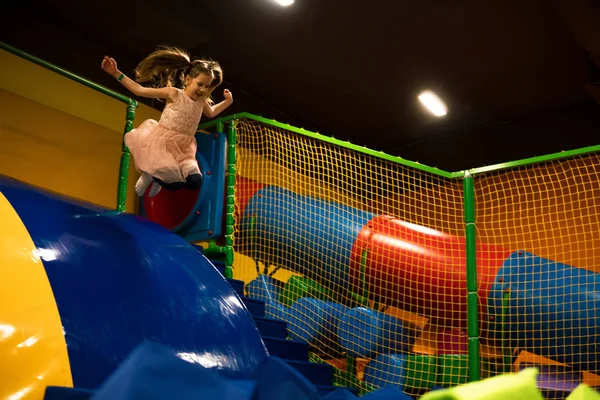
[101, 56, 120, 78]
[223, 89, 233, 103]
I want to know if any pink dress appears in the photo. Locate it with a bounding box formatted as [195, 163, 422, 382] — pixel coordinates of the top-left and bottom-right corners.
[125, 88, 204, 184]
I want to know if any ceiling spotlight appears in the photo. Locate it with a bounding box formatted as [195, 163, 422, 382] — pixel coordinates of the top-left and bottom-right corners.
[274, 0, 294, 5]
[418, 90, 447, 117]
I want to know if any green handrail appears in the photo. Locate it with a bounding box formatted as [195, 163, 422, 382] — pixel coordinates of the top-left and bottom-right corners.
[199, 113, 456, 179]
[467, 143, 600, 176]
[0, 41, 138, 212]
[200, 113, 600, 179]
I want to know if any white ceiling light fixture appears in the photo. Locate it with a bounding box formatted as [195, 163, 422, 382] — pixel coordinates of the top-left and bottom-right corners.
[418, 90, 447, 117]
[274, 0, 294, 6]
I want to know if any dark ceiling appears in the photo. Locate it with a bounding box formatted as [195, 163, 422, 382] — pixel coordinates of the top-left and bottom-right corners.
[2, 0, 599, 171]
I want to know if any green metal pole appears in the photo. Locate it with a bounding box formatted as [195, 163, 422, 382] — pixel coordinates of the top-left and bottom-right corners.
[223, 121, 237, 279]
[464, 170, 481, 382]
[202, 240, 227, 259]
[116, 100, 138, 212]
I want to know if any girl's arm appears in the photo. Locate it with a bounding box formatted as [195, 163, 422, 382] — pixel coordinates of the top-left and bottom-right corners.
[101, 56, 176, 100]
[203, 89, 234, 118]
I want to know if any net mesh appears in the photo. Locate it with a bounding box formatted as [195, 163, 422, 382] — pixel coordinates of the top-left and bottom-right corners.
[228, 118, 600, 396]
[474, 154, 600, 389]
[232, 119, 469, 395]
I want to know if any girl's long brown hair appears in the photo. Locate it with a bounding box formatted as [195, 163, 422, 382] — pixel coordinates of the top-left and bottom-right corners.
[134, 45, 223, 100]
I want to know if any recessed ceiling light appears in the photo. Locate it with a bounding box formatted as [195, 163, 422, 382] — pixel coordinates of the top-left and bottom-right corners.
[275, 0, 294, 6]
[418, 90, 447, 117]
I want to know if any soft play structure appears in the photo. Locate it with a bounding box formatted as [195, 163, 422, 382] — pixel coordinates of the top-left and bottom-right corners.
[2, 41, 600, 399]
[138, 112, 600, 398]
[142, 168, 600, 372]
[137, 161, 600, 398]
[2, 172, 598, 399]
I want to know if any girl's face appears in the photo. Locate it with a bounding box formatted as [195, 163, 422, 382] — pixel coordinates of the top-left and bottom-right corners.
[185, 73, 213, 101]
